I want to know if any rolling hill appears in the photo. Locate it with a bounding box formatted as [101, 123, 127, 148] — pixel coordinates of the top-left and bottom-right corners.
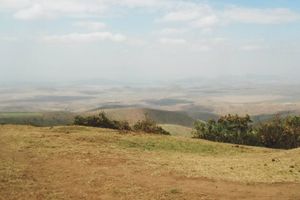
[87, 108, 196, 127]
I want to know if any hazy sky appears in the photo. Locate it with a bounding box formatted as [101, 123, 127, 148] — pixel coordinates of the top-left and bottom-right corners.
[0, 0, 300, 83]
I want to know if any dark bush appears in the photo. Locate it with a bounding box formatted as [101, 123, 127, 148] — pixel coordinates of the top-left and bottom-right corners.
[74, 112, 169, 134]
[113, 120, 132, 131]
[257, 115, 300, 149]
[74, 112, 131, 131]
[133, 117, 170, 135]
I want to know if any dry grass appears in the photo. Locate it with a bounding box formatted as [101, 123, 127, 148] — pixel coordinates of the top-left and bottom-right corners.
[1, 125, 300, 200]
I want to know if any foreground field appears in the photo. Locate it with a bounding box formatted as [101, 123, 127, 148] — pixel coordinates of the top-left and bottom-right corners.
[1, 125, 300, 200]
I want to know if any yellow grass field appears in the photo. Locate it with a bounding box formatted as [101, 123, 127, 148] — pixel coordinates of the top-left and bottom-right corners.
[1, 125, 300, 200]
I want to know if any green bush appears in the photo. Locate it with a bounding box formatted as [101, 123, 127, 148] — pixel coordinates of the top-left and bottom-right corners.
[193, 114, 300, 149]
[193, 114, 259, 146]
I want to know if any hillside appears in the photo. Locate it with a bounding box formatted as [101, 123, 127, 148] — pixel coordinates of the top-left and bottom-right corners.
[185, 111, 219, 121]
[87, 108, 195, 127]
[1, 125, 299, 200]
[0, 111, 75, 126]
[159, 124, 193, 137]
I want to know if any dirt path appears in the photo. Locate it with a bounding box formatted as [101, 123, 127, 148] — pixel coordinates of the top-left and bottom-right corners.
[1, 149, 299, 200]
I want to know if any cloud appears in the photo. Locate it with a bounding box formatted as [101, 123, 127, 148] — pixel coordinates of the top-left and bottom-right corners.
[73, 21, 107, 31]
[161, 10, 200, 22]
[161, 4, 215, 21]
[159, 38, 186, 45]
[13, 1, 106, 20]
[159, 4, 299, 31]
[224, 7, 300, 24]
[7, 0, 211, 21]
[241, 44, 266, 51]
[7, 0, 170, 20]
[111, 0, 170, 9]
[155, 28, 186, 35]
[5, 0, 300, 28]
[191, 15, 219, 29]
[41, 32, 127, 43]
[0, 36, 18, 42]
[159, 4, 220, 30]
[0, 0, 30, 9]
[14, 4, 52, 20]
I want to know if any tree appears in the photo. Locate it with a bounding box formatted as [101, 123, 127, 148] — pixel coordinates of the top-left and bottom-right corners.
[258, 115, 300, 149]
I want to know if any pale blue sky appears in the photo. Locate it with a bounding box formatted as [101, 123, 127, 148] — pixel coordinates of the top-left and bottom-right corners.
[0, 0, 299, 83]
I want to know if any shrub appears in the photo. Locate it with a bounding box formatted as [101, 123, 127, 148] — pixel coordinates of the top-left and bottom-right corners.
[113, 120, 132, 131]
[74, 112, 131, 131]
[74, 112, 169, 134]
[193, 114, 259, 146]
[193, 114, 300, 149]
[257, 115, 300, 149]
[133, 117, 170, 135]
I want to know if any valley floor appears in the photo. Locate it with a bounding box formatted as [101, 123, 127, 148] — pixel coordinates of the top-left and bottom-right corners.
[0, 125, 300, 200]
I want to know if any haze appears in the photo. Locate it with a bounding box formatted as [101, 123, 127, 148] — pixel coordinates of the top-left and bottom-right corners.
[0, 0, 300, 83]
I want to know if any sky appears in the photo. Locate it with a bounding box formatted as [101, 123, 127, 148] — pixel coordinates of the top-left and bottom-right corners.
[0, 0, 300, 83]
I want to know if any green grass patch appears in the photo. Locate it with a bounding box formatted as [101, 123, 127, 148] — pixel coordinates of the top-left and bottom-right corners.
[0, 112, 42, 118]
[117, 134, 258, 156]
[0, 112, 74, 126]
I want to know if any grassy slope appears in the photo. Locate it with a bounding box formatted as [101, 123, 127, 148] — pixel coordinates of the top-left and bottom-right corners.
[0, 112, 42, 118]
[1, 125, 299, 183]
[0, 112, 75, 126]
[1, 125, 300, 200]
[146, 109, 194, 127]
[160, 124, 193, 137]
[185, 111, 219, 121]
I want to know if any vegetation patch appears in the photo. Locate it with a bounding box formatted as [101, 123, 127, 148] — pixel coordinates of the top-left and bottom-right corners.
[0, 112, 74, 126]
[133, 118, 170, 135]
[74, 112, 131, 131]
[193, 114, 300, 149]
[74, 112, 170, 135]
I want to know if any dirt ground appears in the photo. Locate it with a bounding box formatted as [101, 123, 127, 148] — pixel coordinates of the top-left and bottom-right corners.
[1, 125, 300, 200]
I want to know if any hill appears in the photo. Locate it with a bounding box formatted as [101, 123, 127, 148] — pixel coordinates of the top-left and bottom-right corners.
[87, 108, 195, 127]
[1, 125, 299, 200]
[159, 124, 193, 137]
[0, 111, 75, 126]
[184, 111, 219, 121]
